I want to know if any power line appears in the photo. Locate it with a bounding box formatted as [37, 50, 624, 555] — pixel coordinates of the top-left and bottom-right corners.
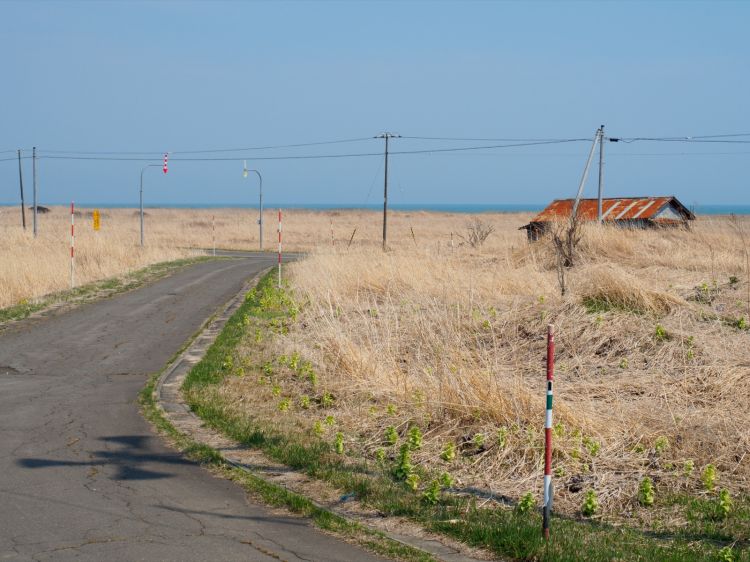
[401, 136, 591, 142]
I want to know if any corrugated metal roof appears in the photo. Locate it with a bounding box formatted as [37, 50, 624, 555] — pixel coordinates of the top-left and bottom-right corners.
[528, 197, 693, 223]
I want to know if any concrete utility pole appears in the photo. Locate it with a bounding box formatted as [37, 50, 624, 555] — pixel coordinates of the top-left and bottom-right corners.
[597, 125, 605, 223]
[17, 150, 26, 230]
[32, 146, 37, 237]
[376, 132, 400, 251]
[571, 128, 601, 219]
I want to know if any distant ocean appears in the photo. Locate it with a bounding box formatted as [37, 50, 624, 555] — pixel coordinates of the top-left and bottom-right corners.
[2, 202, 750, 215]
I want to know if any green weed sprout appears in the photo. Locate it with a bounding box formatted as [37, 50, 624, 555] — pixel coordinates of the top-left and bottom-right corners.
[440, 442, 456, 461]
[702, 464, 717, 491]
[683, 459, 695, 477]
[582, 490, 599, 517]
[407, 427, 423, 450]
[324, 415, 335, 427]
[386, 404, 397, 415]
[334, 432, 344, 454]
[718, 489, 732, 519]
[422, 480, 441, 505]
[472, 433, 485, 449]
[654, 436, 669, 455]
[718, 546, 734, 562]
[385, 426, 399, 446]
[394, 444, 413, 480]
[619, 358, 629, 369]
[299, 395, 311, 409]
[516, 492, 536, 514]
[262, 361, 274, 375]
[583, 436, 601, 456]
[375, 448, 386, 463]
[439, 472, 454, 489]
[289, 351, 301, 371]
[737, 316, 747, 330]
[321, 392, 334, 408]
[254, 329, 263, 343]
[277, 398, 290, 412]
[654, 324, 669, 341]
[496, 427, 508, 448]
[312, 420, 324, 437]
[222, 355, 234, 371]
[405, 472, 420, 491]
[271, 384, 282, 397]
[308, 370, 318, 387]
[639, 477, 655, 506]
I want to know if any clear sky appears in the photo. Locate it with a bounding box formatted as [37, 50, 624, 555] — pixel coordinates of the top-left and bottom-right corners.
[1, 0, 748, 207]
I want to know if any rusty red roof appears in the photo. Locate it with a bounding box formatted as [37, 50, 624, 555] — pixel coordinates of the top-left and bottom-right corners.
[528, 196, 694, 223]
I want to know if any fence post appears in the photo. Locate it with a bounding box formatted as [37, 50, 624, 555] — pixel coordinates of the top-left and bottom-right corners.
[543, 323, 555, 539]
[277, 209, 282, 289]
[70, 202, 75, 289]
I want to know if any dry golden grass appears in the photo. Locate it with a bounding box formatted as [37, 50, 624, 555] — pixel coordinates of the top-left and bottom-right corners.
[240, 212, 750, 516]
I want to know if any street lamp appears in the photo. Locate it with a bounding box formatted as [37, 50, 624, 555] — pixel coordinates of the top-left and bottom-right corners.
[139, 164, 161, 247]
[243, 160, 263, 251]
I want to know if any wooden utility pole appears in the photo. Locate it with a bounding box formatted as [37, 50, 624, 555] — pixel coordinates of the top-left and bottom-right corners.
[376, 132, 400, 250]
[17, 150, 26, 230]
[32, 146, 38, 237]
[597, 125, 605, 223]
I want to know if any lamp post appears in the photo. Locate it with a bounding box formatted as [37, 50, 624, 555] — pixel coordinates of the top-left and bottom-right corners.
[139, 164, 161, 247]
[243, 161, 263, 251]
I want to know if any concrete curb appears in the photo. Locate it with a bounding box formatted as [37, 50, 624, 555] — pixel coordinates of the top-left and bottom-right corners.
[153, 271, 491, 562]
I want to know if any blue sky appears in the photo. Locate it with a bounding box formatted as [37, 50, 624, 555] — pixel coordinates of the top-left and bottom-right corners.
[1, 0, 748, 207]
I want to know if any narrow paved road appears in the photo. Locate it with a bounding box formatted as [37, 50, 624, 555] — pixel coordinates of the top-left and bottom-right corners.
[0, 255, 384, 562]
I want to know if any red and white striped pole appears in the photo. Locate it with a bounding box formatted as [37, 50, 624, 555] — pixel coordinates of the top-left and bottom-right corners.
[70, 201, 75, 288]
[543, 324, 555, 539]
[277, 209, 282, 288]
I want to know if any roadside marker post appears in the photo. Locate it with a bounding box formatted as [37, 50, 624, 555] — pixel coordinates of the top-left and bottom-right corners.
[543, 324, 555, 539]
[212, 214, 216, 256]
[163, 153, 168, 174]
[93, 209, 101, 231]
[277, 209, 282, 288]
[70, 202, 75, 289]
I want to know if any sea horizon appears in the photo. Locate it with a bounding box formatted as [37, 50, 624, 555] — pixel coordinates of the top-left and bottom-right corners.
[2, 202, 750, 215]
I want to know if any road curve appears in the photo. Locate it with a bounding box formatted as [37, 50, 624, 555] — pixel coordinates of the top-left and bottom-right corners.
[0, 255, 385, 562]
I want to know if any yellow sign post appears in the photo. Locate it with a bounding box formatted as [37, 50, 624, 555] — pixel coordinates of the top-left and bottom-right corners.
[93, 209, 100, 231]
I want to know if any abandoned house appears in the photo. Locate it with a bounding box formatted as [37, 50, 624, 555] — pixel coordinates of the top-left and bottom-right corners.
[521, 196, 695, 241]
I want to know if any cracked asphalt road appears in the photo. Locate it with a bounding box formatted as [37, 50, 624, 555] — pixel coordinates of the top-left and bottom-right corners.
[0, 254, 385, 562]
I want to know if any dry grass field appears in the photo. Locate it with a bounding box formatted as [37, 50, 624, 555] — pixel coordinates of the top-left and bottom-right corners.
[221, 210, 749, 523]
[3, 204, 749, 524]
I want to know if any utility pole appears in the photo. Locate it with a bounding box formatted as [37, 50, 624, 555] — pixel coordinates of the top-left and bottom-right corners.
[17, 150, 26, 230]
[571, 128, 601, 219]
[597, 125, 605, 223]
[376, 132, 400, 250]
[32, 146, 37, 237]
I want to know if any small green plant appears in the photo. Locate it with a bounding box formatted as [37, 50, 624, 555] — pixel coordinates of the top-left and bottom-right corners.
[516, 492, 536, 514]
[405, 472, 420, 491]
[324, 415, 335, 427]
[289, 351, 301, 371]
[299, 395, 311, 409]
[386, 404, 397, 415]
[407, 427, 423, 450]
[262, 361, 274, 375]
[619, 358, 629, 369]
[702, 464, 717, 491]
[553, 422, 565, 439]
[736, 316, 747, 330]
[554, 466, 566, 477]
[719, 546, 735, 562]
[394, 444, 413, 480]
[654, 324, 669, 341]
[385, 426, 399, 446]
[439, 471, 454, 489]
[639, 477, 655, 506]
[583, 436, 600, 456]
[221, 355, 234, 371]
[683, 459, 695, 476]
[582, 489, 599, 516]
[374, 448, 386, 463]
[493, 429, 508, 451]
[277, 398, 290, 412]
[254, 328, 263, 343]
[654, 436, 669, 455]
[440, 442, 456, 461]
[422, 479, 441, 505]
[718, 488, 732, 520]
[312, 420, 324, 437]
[321, 392, 334, 408]
[472, 433, 485, 449]
[271, 384, 282, 397]
[334, 432, 344, 454]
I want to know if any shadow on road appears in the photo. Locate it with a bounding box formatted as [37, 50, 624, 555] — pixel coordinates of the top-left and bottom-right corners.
[17, 435, 191, 480]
